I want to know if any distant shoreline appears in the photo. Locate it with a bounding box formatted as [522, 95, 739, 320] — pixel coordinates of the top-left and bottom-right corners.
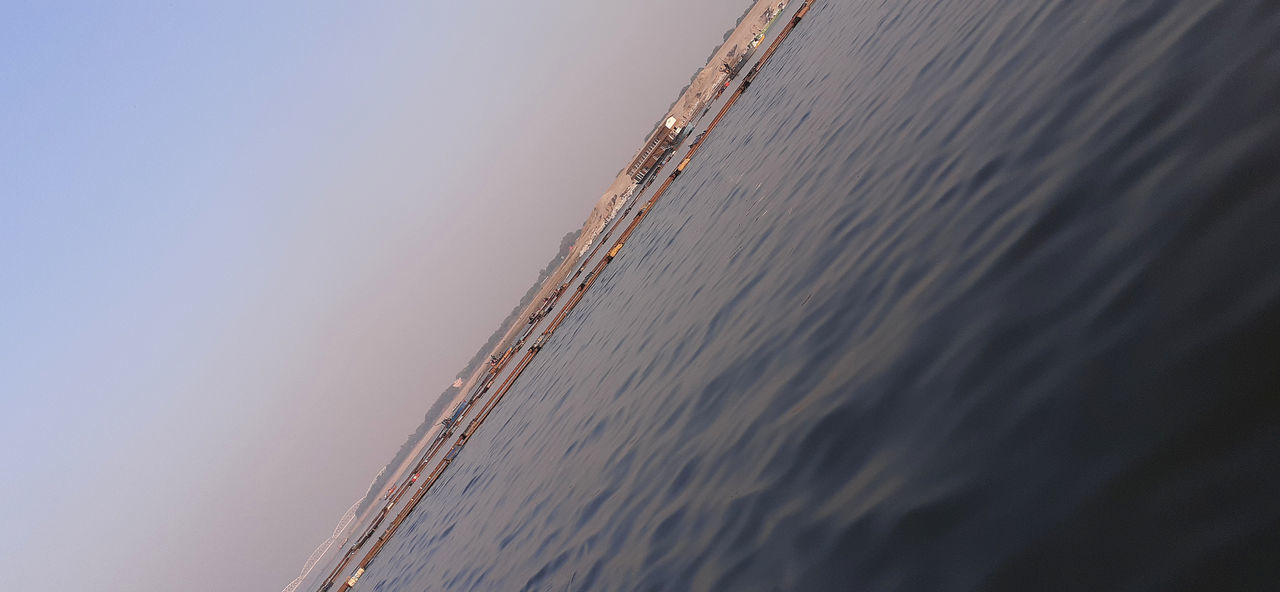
[367, 0, 792, 513]
[568, 0, 790, 259]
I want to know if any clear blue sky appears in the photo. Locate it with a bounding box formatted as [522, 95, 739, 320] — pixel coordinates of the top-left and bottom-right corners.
[0, 1, 757, 590]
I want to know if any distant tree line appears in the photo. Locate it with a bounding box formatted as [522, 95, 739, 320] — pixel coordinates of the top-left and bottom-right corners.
[661, 0, 758, 117]
[705, 0, 759, 67]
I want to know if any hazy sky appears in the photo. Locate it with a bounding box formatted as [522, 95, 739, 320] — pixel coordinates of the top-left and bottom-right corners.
[0, 1, 758, 590]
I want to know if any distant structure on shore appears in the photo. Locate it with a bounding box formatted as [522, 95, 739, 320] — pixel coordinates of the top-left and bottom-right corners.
[552, 0, 790, 275]
[625, 116, 686, 182]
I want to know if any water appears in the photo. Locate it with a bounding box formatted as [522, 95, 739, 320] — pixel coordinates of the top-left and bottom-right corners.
[356, 1, 1280, 590]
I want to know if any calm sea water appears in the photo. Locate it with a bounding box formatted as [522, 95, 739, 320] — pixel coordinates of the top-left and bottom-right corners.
[354, 1, 1280, 590]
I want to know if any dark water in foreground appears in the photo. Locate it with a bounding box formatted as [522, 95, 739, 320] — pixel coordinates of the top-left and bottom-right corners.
[362, 1, 1280, 590]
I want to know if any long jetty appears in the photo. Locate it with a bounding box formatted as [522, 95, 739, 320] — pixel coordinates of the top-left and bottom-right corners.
[317, 4, 815, 589]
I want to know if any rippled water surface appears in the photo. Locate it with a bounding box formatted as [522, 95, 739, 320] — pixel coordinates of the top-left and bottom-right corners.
[358, 1, 1280, 590]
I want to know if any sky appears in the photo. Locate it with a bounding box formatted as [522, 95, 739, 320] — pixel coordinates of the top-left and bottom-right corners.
[0, 1, 759, 590]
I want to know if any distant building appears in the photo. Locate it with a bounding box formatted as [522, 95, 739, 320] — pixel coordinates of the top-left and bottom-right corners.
[626, 116, 684, 181]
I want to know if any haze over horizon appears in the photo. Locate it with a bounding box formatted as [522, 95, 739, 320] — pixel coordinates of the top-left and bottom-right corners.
[0, 1, 763, 590]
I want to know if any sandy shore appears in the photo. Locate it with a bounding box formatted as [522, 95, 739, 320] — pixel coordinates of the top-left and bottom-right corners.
[568, 0, 790, 257]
